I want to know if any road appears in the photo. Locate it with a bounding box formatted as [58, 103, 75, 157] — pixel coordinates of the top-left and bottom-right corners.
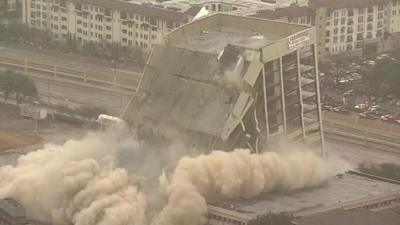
[326, 139, 400, 167]
[0, 44, 144, 73]
[323, 111, 400, 136]
[35, 79, 133, 115]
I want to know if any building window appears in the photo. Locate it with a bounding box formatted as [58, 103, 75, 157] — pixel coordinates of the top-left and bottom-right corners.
[357, 33, 363, 40]
[121, 12, 127, 19]
[358, 24, 363, 32]
[358, 8, 364, 14]
[367, 23, 373, 30]
[167, 21, 173, 29]
[334, 19, 339, 26]
[340, 35, 345, 42]
[347, 36, 353, 42]
[348, 9, 354, 17]
[367, 15, 373, 22]
[358, 16, 364, 23]
[368, 7, 373, 13]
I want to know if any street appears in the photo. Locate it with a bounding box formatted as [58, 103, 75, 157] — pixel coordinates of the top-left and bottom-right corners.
[34, 79, 133, 115]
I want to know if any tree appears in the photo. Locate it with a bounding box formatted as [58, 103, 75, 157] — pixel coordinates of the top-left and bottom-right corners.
[0, 70, 16, 102]
[14, 74, 38, 104]
[0, 70, 37, 104]
[364, 59, 400, 95]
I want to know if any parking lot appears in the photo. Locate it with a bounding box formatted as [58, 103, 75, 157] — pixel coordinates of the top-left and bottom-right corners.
[320, 52, 400, 126]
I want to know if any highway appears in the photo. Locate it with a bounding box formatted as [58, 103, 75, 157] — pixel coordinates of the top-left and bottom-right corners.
[35, 80, 133, 115]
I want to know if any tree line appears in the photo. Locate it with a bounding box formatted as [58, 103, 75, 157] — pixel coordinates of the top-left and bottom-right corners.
[363, 58, 400, 95]
[0, 70, 38, 104]
[0, 22, 146, 65]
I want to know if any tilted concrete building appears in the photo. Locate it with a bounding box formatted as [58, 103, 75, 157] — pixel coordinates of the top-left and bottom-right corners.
[124, 13, 324, 154]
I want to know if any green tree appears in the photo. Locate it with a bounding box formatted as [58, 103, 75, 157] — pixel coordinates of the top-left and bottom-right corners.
[0, 70, 16, 102]
[0, 70, 37, 104]
[364, 59, 400, 95]
[14, 74, 38, 104]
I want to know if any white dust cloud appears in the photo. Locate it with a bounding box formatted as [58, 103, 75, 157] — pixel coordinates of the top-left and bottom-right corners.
[0, 132, 340, 225]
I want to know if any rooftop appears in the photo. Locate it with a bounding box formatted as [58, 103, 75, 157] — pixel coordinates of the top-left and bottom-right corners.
[166, 14, 309, 53]
[212, 172, 400, 217]
[71, 0, 198, 22]
[295, 206, 400, 225]
[309, 0, 391, 10]
[173, 27, 283, 54]
[251, 5, 313, 20]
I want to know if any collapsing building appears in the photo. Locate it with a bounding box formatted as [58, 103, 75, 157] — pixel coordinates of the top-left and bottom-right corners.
[124, 13, 324, 154]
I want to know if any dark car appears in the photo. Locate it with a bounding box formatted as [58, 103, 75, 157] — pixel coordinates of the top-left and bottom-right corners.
[333, 106, 350, 114]
[359, 111, 379, 120]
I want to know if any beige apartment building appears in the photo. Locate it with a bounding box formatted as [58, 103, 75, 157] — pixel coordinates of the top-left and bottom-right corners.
[250, 5, 314, 26]
[21, 0, 200, 52]
[310, 0, 400, 59]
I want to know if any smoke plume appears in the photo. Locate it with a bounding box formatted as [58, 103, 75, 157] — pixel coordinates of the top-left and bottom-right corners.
[0, 132, 339, 225]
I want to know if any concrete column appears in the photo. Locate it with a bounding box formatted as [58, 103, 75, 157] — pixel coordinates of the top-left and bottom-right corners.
[261, 65, 269, 150]
[296, 50, 306, 140]
[313, 44, 326, 156]
[279, 57, 287, 134]
[83, 70, 87, 82]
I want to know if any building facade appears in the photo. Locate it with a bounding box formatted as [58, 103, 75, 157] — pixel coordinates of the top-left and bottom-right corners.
[0, 0, 20, 25]
[21, 0, 200, 52]
[250, 5, 314, 26]
[124, 14, 324, 154]
[310, 0, 400, 59]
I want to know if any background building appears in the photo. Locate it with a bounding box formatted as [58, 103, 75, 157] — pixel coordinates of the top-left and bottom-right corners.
[309, 0, 400, 59]
[0, 0, 21, 26]
[250, 5, 314, 26]
[208, 171, 400, 225]
[124, 13, 324, 154]
[21, 0, 200, 52]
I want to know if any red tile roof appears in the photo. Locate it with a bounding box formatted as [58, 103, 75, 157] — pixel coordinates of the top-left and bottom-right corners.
[72, 0, 190, 22]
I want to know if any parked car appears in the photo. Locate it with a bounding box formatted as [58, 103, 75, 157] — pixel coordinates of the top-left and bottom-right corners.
[333, 106, 350, 114]
[381, 113, 400, 124]
[322, 105, 334, 111]
[360, 111, 379, 120]
[354, 103, 369, 113]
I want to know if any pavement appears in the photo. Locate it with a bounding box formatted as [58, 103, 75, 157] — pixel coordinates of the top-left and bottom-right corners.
[323, 111, 400, 137]
[0, 43, 144, 73]
[34, 79, 133, 115]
